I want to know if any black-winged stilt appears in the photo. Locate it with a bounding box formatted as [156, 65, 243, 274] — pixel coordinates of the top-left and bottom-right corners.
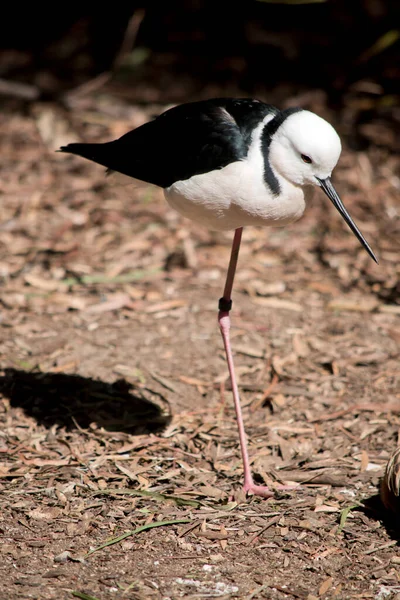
[60, 98, 377, 498]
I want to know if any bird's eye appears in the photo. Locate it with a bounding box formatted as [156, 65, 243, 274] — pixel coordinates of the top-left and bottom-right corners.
[301, 154, 312, 164]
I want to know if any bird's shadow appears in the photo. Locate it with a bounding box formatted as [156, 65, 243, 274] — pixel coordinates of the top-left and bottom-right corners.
[0, 368, 171, 433]
[357, 492, 400, 544]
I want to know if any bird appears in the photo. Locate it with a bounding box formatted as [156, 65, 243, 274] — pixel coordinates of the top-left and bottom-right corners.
[59, 97, 378, 498]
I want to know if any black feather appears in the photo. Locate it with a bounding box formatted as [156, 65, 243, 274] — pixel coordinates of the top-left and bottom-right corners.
[261, 107, 303, 196]
[60, 98, 279, 188]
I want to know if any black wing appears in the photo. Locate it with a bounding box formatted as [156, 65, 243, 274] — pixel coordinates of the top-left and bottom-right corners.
[59, 98, 278, 188]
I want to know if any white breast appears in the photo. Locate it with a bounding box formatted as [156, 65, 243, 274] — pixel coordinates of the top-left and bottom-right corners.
[164, 117, 306, 231]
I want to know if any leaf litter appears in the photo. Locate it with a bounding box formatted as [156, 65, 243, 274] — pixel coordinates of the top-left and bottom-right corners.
[0, 89, 399, 600]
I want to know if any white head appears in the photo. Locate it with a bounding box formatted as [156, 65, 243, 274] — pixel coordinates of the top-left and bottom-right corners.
[268, 109, 377, 263]
[269, 110, 342, 186]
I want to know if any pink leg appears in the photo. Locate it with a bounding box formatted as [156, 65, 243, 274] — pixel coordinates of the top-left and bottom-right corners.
[218, 228, 295, 498]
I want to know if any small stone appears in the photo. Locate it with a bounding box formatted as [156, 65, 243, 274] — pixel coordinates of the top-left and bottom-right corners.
[54, 551, 71, 563]
[28, 541, 46, 548]
[43, 569, 64, 578]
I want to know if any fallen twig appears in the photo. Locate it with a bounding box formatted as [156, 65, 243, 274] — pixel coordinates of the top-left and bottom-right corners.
[94, 487, 203, 508]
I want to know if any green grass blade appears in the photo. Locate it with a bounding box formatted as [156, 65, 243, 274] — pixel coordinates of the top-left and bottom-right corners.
[72, 592, 101, 600]
[85, 518, 190, 557]
[338, 504, 358, 533]
[358, 30, 400, 63]
[61, 268, 161, 287]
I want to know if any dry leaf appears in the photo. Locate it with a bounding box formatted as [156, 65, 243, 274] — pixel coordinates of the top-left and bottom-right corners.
[318, 576, 333, 596]
[24, 274, 60, 291]
[252, 297, 302, 312]
[86, 293, 133, 313]
[314, 505, 339, 513]
[360, 450, 369, 472]
[145, 299, 187, 313]
[29, 507, 62, 520]
[328, 298, 379, 312]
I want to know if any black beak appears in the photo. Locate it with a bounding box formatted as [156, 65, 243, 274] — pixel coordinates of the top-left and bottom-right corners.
[317, 177, 378, 264]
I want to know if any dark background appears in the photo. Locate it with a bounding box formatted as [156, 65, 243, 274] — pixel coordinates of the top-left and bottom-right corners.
[0, 1, 399, 114]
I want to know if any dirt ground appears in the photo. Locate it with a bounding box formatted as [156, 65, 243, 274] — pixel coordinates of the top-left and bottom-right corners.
[0, 90, 399, 600]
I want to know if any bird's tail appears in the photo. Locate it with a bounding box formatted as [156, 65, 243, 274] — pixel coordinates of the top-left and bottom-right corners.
[58, 143, 112, 170]
[59, 140, 157, 186]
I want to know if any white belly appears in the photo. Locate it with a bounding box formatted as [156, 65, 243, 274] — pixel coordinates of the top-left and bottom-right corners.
[164, 160, 306, 231]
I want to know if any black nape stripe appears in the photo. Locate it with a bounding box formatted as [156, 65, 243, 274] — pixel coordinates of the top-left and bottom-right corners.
[261, 107, 303, 196]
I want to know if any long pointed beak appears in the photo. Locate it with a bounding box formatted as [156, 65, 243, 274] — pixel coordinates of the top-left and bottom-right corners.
[317, 177, 378, 264]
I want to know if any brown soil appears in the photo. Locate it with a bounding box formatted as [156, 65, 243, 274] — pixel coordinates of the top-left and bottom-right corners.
[0, 93, 399, 600]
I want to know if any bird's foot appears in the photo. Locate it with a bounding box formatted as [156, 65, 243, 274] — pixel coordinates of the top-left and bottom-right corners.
[243, 479, 299, 499]
[243, 481, 274, 498]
